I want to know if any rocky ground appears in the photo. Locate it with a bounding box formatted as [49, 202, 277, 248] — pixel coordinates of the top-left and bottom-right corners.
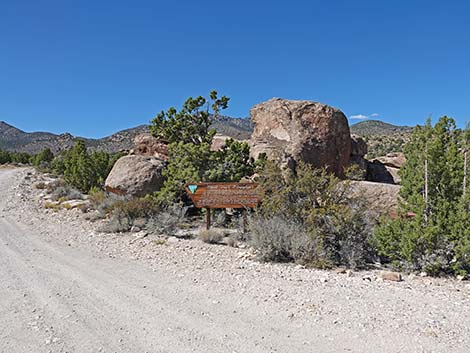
[1, 167, 470, 353]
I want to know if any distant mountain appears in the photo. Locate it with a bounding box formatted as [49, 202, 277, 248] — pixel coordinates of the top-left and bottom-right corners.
[211, 115, 253, 140]
[350, 120, 414, 159]
[0, 116, 253, 154]
[350, 120, 413, 136]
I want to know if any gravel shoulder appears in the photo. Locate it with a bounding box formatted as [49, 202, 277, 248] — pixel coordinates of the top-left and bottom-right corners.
[1, 167, 470, 353]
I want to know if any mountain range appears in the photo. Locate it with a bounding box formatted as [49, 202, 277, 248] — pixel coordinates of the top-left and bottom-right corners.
[0, 117, 408, 155]
[0, 115, 254, 154]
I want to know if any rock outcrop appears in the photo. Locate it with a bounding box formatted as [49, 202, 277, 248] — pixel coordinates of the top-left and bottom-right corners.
[366, 153, 405, 184]
[373, 152, 406, 169]
[105, 155, 166, 197]
[133, 133, 169, 161]
[250, 98, 351, 177]
[350, 134, 368, 171]
[211, 134, 231, 151]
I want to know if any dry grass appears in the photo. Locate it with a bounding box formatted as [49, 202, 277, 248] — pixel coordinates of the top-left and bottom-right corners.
[198, 229, 225, 244]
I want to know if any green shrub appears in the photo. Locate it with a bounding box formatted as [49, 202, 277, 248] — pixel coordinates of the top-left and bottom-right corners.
[33, 148, 54, 167]
[252, 161, 373, 269]
[53, 140, 121, 193]
[0, 150, 11, 164]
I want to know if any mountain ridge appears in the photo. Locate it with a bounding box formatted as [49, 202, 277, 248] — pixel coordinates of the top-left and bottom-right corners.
[350, 120, 413, 136]
[0, 116, 253, 154]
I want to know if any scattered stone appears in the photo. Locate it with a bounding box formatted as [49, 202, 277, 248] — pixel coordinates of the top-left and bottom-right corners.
[62, 199, 90, 209]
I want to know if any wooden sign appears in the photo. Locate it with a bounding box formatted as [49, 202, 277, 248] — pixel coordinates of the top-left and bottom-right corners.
[184, 182, 259, 209]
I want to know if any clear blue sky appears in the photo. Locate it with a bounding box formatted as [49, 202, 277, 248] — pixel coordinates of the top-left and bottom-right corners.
[1, 0, 470, 138]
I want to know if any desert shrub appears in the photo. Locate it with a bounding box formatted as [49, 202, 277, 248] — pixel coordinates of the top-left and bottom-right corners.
[44, 178, 66, 193]
[344, 163, 366, 181]
[99, 198, 162, 233]
[8, 151, 32, 165]
[51, 186, 83, 201]
[88, 187, 107, 204]
[250, 216, 303, 262]
[198, 229, 225, 244]
[111, 198, 160, 219]
[51, 154, 66, 175]
[143, 205, 188, 235]
[252, 161, 373, 268]
[0, 150, 11, 164]
[33, 148, 54, 168]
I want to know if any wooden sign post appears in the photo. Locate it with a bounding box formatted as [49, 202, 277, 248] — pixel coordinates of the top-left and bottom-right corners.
[184, 182, 260, 230]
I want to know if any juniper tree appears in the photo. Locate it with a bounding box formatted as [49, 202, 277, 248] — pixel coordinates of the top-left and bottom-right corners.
[374, 116, 468, 275]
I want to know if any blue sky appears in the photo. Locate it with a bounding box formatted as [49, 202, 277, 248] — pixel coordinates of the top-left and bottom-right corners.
[1, 0, 470, 138]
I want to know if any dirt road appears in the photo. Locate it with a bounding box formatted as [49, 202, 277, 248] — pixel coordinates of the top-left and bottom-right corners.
[1, 168, 470, 353]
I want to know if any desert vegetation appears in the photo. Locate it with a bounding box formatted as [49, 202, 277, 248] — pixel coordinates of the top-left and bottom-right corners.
[7, 93, 470, 279]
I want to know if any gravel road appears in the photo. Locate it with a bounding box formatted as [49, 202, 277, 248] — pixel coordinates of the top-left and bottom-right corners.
[1, 167, 470, 353]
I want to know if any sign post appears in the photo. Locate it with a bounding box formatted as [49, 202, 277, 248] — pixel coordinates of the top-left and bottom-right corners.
[185, 182, 260, 229]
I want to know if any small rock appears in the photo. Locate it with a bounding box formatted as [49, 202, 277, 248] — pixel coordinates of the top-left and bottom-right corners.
[457, 275, 466, 281]
[419, 272, 428, 277]
[379, 271, 402, 282]
[131, 226, 141, 233]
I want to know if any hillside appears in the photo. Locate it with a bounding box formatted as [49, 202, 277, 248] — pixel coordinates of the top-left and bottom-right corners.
[350, 120, 413, 136]
[0, 116, 253, 154]
[350, 120, 413, 159]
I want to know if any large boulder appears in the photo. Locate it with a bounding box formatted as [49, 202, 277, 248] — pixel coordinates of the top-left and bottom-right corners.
[250, 98, 351, 177]
[373, 152, 406, 169]
[105, 155, 166, 197]
[366, 161, 400, 184]
[366, 153, 405, 184]
[349, 181, 401, 215]
[134, 133, 169, 161]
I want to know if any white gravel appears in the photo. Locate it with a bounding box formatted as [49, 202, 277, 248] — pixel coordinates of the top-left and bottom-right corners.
[1, 167, 470, 353]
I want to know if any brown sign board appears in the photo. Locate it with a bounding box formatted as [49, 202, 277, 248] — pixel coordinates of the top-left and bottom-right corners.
[184, 182, 259, 209]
